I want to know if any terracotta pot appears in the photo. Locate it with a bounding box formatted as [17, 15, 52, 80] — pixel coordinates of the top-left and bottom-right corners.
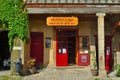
[29, 67, 36, 74]
[91, 69, 98, 76]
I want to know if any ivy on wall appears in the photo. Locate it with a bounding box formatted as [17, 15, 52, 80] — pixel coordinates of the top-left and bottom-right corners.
[0, 0, 28, 51]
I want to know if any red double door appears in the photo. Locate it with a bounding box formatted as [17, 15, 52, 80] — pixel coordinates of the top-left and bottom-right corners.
[56, 29, 76, 66]
[30, 32, 44, 65]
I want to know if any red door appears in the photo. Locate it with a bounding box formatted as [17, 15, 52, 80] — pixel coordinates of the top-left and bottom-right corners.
[105, 36, 113, 71]
[78, 36, 90, 66]
[94, 35, 113, 71]
[56, 30, 68, 66]
[30, 32, 44, 65]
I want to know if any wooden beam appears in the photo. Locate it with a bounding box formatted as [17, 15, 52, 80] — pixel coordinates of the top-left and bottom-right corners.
[26, 7, 120, 14]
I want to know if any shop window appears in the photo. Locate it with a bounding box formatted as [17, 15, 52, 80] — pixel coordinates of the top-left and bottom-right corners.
[79, 36, 89, 54]
[58, 37, 67, 54]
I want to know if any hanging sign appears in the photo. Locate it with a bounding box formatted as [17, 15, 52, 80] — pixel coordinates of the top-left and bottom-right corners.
[46, 17, 78, 26]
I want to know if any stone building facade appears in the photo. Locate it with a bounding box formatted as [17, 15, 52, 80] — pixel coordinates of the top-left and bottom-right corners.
[0, 0, 120, 76]
[23, 0, 120, 76]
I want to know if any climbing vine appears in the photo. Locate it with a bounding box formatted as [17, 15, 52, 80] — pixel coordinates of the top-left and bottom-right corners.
[0, 0, 28, 51]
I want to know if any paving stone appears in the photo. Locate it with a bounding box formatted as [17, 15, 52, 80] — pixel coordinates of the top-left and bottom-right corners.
[24, 68, 93, 80]
[1, 68, 120, 80]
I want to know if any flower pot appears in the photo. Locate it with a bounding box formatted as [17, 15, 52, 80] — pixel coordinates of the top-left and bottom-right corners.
[91, 69, 98, 76]
[29, 67, 36, 74]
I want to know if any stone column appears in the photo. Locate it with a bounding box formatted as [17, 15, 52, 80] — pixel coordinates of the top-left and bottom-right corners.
[116, 52, 120, 64]
[11, 38, 23, 75]
[96, 13, 107, 76]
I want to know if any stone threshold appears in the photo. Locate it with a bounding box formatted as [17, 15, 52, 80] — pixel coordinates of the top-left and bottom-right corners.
[52, 65, 90, 70]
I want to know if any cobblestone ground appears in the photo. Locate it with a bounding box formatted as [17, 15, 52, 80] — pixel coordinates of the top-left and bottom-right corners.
[23, 68, 120, 80]
[0, 70, 10, 76]
[0, 68, 120, 80]
[24, 67, 94, 80]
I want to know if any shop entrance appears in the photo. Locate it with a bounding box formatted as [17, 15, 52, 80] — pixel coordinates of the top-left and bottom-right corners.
[68, 36, 76, 65]
[56, 29, 77, 66]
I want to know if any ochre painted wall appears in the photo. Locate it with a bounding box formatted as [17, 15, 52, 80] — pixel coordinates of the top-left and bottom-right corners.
[28, 15, 95, 67]
[29, 18, 55, 66]
[26, 14, 116, 68]
[113, 32, 120, 65]
[78, 21, 96, 67]
[78, 21, 91, 36]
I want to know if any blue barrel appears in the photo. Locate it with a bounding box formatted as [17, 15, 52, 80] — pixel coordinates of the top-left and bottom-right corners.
[15, 62, 22, 73]
[14, 58, 22, 73]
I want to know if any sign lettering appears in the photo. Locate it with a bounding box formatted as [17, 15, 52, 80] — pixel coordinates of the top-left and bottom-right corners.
[46, 17, 78, 26]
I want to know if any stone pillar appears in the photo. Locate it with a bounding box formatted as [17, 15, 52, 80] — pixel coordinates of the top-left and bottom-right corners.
[48, 49, 54, 67]
[10, 38, 23, 75]
[96, 13, 107, 76]
[116, 52, 120, 64]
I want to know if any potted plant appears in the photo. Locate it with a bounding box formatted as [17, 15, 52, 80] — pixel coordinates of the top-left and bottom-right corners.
[114, 64, 120, 77]
[90, 51, 98, 76]
[25, 58, 36, 74]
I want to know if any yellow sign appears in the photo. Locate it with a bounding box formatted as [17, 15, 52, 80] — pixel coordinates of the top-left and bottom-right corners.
[46, 17, 78, 26]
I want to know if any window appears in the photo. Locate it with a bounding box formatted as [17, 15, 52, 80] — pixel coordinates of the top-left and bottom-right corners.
[79, 36, 89, 54]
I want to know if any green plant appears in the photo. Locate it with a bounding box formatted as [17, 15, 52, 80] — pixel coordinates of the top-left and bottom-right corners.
[0, 76, 23, 80]
[114, 64, 120, 77]
[0, 76, 9, 80]
[25, 58, 36, 69]
[90, 51, 98, 76]
[94, 78, 99, 80]
[0, 0, 28, 51]
[90, 51, 97, 70]
[25, 58, 36, 74]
